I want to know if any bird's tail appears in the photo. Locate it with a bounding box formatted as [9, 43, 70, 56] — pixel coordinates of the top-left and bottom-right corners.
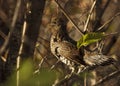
[84, 54, 118, 67]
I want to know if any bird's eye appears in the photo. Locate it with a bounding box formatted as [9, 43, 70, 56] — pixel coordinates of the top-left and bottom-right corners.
[55, 47, 59, 56]
[53, 38, 57, 42]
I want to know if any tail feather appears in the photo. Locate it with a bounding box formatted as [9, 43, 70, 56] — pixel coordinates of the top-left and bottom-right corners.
[84, 54, 115, 66]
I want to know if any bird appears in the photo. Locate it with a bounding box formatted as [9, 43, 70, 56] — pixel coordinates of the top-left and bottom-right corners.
[50, 17, 118, 73]
[50, 17, 86, 67]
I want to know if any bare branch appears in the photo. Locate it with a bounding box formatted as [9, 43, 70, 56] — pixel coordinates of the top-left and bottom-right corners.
[93, 0, 112, 31]
[34, 56, 46, 74]
[0, 30, 7, 39]
[16, 56, 20, 86]
[0, 0, 21, 56]
[97, 12, 120, 31]
[52, 73, 80, 86]
[54, 0, 84, 36]
[35, 47, 52, 67]
[83, 0, 97, 32]
[93, 70, 120, 86]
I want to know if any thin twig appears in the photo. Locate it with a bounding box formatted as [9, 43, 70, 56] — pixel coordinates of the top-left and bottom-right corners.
[54, 0, 84, 36]
[83, 0, 97, 32]
[37, 41, 50, 51]
[0, 0, 21, 56]
[35, 47, 52, 67]
[105, 32, 119, 36]
[16, 56, 20, 86]
[39, 36, 49, 43]
[97, 12, 120, 31]
[53, 73, 80, 86]
[0, 30, 7, 39]
[93, 70, 120, 86]
[16, 12, 27, 86]
[34, 57, 45, 74]
[50, 60, 60, 70]
[52, 56, 119, 86]
[93, 0, 111, 31]
[84, 72, 87, 86]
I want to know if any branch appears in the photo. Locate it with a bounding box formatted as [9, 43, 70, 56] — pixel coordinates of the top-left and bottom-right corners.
[97, 12, 120, 31]
[93, 0, 111, 31]
[52, 73, 80, 86]
[83, 0, 97, 32]
[34, 56, 45, 74]
[0, 0, 21, 56]
[93, 70, 120, 86]
[35, 47, 52, 67]
[0, 30, 7, 39]
[54, 0, 84, 36]
[52, 64, 100, 86]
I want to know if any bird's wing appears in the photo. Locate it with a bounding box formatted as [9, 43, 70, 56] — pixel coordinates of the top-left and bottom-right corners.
[56, 41, 85, 65]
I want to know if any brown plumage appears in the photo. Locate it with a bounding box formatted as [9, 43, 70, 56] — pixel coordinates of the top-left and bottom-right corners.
[50, 18, 116, 69]
[84, 54, 115, 66]
[50, 18, 86, 66]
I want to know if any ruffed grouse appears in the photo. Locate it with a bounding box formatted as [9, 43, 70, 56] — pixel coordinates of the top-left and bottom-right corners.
[50, 18, 118, 72]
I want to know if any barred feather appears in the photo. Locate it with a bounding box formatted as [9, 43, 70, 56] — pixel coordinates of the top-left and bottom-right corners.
[84, 54, 114, 66]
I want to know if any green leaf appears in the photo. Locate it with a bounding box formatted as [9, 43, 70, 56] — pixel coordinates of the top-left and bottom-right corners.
[77, 32, 105, 48]
[77, 36, 83, 48]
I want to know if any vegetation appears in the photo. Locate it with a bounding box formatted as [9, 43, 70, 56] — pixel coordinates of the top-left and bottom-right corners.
[0, 0, 120, 86]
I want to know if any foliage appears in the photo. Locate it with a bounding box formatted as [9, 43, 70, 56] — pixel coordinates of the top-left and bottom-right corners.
[77, 32, 105, 48]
